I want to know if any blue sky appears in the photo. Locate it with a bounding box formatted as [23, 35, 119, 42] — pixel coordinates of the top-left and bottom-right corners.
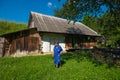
[0, 0, 66, 23]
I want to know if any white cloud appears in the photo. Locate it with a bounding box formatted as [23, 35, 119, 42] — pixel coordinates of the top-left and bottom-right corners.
[47, 2, 52, 8]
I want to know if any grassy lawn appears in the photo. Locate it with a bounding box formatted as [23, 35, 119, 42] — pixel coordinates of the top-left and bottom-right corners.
[0, 51, 120, 80]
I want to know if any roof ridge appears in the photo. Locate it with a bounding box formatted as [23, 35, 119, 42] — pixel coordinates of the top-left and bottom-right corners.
[31, 11, 67, 21]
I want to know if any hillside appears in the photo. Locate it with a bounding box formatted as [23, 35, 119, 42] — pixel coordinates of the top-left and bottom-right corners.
[0, 20, 27, 35]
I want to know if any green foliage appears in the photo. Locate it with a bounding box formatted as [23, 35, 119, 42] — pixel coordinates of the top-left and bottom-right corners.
[56, 0, 120, 21]
[0, 52, 120, 80]
[81, 12, 120, 47]
[0, 20, 27, 35]
[81, 14, 98, 32]
[99, 12, 120, 46]
[55, 0, 120, 47]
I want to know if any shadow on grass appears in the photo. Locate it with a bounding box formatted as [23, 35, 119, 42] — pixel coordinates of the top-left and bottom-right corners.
[60, 60, 66, 67]
[61, 50, 115, 68]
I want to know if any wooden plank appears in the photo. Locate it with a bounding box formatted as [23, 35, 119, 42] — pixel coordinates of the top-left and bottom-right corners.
[0, 38, 4, 44]
[0, 43, 4, 48]
[0, 49, 3, 57]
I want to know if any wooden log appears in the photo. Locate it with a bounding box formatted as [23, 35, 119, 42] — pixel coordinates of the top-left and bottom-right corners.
[0, 49, 3, 57]
[0, 38, 5, 43]
[0, 38, 5, 57]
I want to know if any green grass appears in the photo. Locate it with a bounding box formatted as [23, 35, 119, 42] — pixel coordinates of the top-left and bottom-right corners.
[0, 51, 120, 80]
[0, 20, 27, 35]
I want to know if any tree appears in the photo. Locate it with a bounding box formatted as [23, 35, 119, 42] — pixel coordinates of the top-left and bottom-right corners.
[81, 12, 120, 46]
[55, 0, 120, 47]
[81, 14, 98, 31]
[97, 12, 120, 46]
[55, 0, 120, 22]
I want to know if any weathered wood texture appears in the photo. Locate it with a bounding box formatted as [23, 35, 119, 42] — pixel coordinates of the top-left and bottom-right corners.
[65, 36, 97, 50]
[0, 38, 5, 57]
[9, 36, 40, 54]
[1, 28, 41, 56]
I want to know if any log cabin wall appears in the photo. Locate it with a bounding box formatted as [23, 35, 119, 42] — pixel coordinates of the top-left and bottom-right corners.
[1, 28, 98, 56]
[1, 28, 41, 56]
[65, 35, 97, 50]
[10, 34, 40, 55]
[27, 33, 40, 52]
[0, 37, 5, 57]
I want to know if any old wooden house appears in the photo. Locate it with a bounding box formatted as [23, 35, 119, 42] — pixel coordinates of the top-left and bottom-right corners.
[0, 11, 100, 56]
[28, 12, 100, 52]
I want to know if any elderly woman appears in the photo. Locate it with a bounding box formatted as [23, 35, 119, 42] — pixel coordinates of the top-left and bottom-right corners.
[53, 42, 63, 68]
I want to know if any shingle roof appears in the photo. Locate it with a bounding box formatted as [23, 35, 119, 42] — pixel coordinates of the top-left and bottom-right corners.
[28, 11, 100, 36]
